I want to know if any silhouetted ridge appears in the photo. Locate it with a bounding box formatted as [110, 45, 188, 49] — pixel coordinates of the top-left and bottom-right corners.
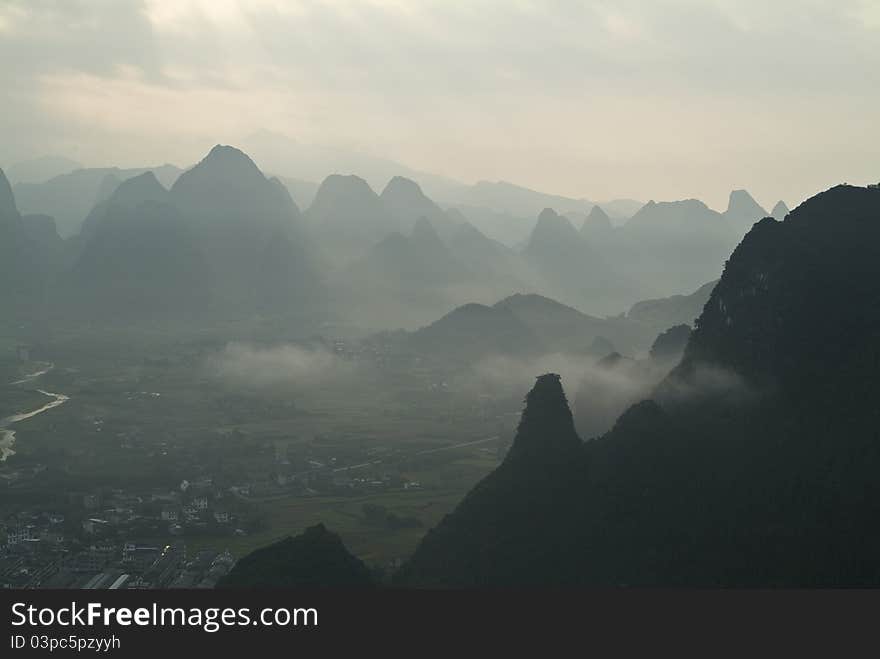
[401, 183, 880, 587]
[219, 524, 373, 588]
[506, 374, 582, 463]
[673, 184, 880, 397]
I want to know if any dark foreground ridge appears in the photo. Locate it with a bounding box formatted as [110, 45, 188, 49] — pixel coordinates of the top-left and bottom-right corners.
[396, 183, 880, 586]
[218, 524, 374, 588]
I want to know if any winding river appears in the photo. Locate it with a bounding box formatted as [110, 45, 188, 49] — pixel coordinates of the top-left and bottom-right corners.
[0, 363, 69, 462]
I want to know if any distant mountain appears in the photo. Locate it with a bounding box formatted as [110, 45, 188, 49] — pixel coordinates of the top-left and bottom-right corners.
[0, 168, 16, 220]
[723, 189, 768, 233]
[171, 145, 297, 220]
[79, 171, 170, 244]
[277, 176, 320, 209]
[66, 146, 323, 320]
[582, 204, 612, 230]
[219, 524, 374, 588]
[456, 181, 591, 219]
[597, 198, 644, 222]
[579, 205, 615, 244]
[380, 176, 456, 239]
[446, 222, 533, 298]
[240, 130, 468, 202]
[13, 164, 182, 237]
[0, 169, 62, 316]
[624, 280, 716, 335]
[493, 293, 611, 355]
[442, 204, 535, 248]
[306, 174, 393, 266]
[523, 208, 585, 271]
[771, 200, 789, 221]
[333, 218, 472, 328]
[67, 200, 211, 317]
[409, 303, 542, 363]
[399, 183, 880, 586]
[648, 324, 692, 364]
[615, 199, 735, 299]
[406, 284, 712, 361]
[168, 145, 321, 313]
[5, 156, 82, 184]
[524, 208, 635, 315]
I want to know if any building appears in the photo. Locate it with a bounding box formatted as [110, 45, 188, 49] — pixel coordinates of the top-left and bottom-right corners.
[6, 525, 36, 546]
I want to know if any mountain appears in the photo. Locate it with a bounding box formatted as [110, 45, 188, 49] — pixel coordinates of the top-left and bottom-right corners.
[277, 176, 320, 209]
[395, 374, 587, 586]
[617, 200, 735, 299]
[5, 156, 82, 184]
[457, 181, 591, 219]
[169, 145, 321, 313]
[170, 145, 297, 221]
[446, 222, 533, 300]
[598, 198, 644, 221]
[579, 205, 615, 244]
[380, 176, 455, 238]
[493, 293, 613, 354]
[240, 129, 468, 203]
[622, 280, 716, 345]
[399, 183, 880, 586]
[723, 189, 768, 233]
[306, 174, 393, 266]
[218, 524, 374, 588]
[581, 204, 612, 231]
[79, 171, 170, 244]
[0, 168, 16, 220]
[524, 208, 635, 315]
[443, 204, 535, 248]
[13, 164, 182, 237]
[771, 200, 789, 220]
[67, 200, 211, 318]
[0, 169, 62, 316]
[408, 303, 542, 363]
[523, 208, 585, 273]
[648, 324, 692, 364]
[66, 146, 322, 319]
[333, 218, 472, 328]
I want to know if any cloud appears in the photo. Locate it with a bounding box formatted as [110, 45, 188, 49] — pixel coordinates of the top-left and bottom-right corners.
[1, 0, 878, 206]
[206, 342, 360, 389]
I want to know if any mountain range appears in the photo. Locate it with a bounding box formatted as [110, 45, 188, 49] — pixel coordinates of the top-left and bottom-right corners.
[395, 183, 880, 586]
[4, 142, 790, 334]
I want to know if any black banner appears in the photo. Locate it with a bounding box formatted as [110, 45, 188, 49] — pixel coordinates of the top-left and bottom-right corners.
[1, 589, 876, 655]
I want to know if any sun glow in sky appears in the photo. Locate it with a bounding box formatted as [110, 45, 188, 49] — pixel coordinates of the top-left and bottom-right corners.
[1, 0, 878, 208]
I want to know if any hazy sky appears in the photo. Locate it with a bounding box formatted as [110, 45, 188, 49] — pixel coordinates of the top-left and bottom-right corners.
[1, 0, 878, 208]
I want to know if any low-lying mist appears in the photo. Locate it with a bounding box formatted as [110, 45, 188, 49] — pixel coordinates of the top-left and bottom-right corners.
[205, 342, 361, 390]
